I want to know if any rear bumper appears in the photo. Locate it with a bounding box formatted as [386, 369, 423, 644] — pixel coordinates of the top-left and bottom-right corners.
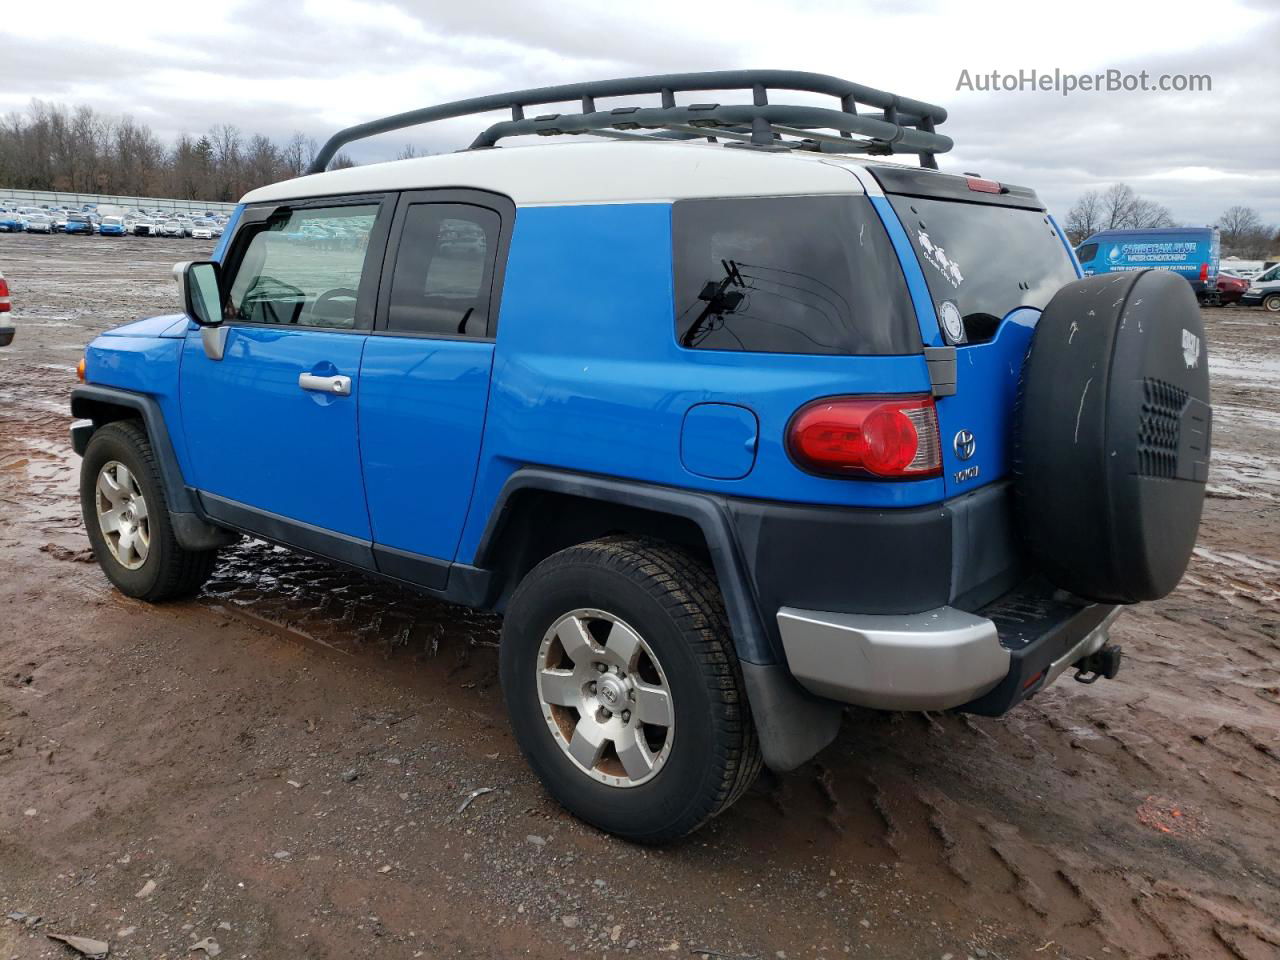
[777, 586, 1119, 713]
[729, 481, 1025, 662]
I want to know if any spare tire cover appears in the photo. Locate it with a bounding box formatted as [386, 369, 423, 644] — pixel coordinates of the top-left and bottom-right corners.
[1014, 270, 1212, 603]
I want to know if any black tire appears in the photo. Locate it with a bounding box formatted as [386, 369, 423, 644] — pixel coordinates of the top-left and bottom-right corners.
[79, 420, 218, 601]
[1014, 270, 1212, 603]
[500, 537, 761, 843]
[1263, 293, 1280, 313]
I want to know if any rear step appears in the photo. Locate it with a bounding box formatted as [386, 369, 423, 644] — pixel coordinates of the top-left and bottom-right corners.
[961, 580, 1119, 716]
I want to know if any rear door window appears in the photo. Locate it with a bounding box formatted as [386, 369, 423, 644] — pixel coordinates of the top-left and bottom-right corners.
[386, 203, 501, 338]
[672, 195, 919, 355]
[1075, 242, 1098, 263]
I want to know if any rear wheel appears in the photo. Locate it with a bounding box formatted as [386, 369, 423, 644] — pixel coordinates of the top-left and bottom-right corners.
[500, 537, 761, 843]
[80, 420, 218, 601]
[1263, 293, 1280, 313]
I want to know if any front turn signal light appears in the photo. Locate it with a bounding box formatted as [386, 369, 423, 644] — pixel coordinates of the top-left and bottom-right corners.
[76, 356, 86, 382]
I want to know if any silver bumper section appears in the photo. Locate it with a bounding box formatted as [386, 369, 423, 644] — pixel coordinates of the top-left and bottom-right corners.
[777, 604, 1117, 711]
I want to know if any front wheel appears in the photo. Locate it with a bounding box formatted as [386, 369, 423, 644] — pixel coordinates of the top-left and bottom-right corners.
[500, 537, 761, 843]
[80, 420, 218, 601]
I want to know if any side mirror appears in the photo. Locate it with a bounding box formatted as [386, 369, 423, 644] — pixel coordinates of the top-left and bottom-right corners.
[174, 260, 222, 326]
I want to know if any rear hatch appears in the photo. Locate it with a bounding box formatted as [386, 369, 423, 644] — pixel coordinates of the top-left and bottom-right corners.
[870, 166, 1079, 499]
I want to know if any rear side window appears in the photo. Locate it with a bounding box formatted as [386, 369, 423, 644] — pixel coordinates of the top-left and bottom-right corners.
[672, 196, 919, 355]
[1075, 242, 1098, 263]
[387, 203, 500, 337]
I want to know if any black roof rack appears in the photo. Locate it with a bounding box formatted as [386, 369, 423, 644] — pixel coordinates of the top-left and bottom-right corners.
[306, 70, 951, 175]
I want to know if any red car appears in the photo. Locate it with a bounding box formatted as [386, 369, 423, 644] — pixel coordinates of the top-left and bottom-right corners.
[1206, 272, 1250, 306]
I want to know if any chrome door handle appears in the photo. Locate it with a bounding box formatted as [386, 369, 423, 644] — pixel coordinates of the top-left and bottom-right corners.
[298, 373, 351, 396]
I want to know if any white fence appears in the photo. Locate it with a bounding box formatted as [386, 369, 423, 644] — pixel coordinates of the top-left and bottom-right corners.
[0, 187, 235, 215]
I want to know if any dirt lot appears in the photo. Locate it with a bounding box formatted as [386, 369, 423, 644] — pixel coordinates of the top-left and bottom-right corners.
[0, 232, 1277, 960]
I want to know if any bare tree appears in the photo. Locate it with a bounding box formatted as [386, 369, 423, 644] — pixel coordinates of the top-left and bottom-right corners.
[1216, 205, 1275, 258]
[1127, 196, 1175, 229]
[208, 123, 243, 200]
[0, 100, 328, 200]
[244, 134, 281, 188]
[1066, 183, 1174, 239]
[396, 144, 419, 160]
[281, 132, 315, 178]
[1100, 183, 1139, 229]
[1065, 190, 1103, 244]
[329, 152, 358, 170]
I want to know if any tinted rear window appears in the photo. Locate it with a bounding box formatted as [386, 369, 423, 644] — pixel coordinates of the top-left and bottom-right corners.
[672, 196, 919, 355]
[889, 196, 1077, 330]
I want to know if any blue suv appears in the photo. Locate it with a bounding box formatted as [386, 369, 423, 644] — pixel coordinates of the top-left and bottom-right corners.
[70, 72, 1212, 842]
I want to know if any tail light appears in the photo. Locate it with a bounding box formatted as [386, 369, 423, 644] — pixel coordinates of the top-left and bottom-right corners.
[787, 395, 942, 479]
[1198, 263, 1209, 283]
[0, 276, 9, 312]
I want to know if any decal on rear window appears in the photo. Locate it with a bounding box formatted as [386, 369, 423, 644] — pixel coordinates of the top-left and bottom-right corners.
[917, 228, 964, 287]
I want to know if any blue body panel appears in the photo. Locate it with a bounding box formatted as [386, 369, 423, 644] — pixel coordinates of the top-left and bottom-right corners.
[178, 326, 372, 540]
[100, 224, 125, 236]
[358, 336, 495, 563]
[63, 220, 92, 234]
[1076, 227, 1218, 291]
[454, 203, 943, 563]
[101, 314, 190, 339]
[83, 334, 191, 479]
[869, 196, 945, 349]
[936, 308, 1039, 491]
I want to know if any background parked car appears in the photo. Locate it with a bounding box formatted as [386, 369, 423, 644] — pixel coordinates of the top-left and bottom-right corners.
[64, 212, 93, 235]
[191, 219, 215, 240]
[24, 213, 53, 234]
[0, 209, 26, 232]
[160, 219, 183, 237]
[1242, 263, 1280, 312]
[1221, 258, 1265, 279]
[1211, 273, 1250, 305]
[99, 216, 127, 237]
[52, 210, 69, 232]
[132, 217, 159, 236]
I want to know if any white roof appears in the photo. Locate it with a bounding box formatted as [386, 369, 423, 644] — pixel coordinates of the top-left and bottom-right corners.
[241, 140, 873, 207]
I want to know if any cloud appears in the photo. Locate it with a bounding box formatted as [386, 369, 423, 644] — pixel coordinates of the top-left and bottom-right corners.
[1, 0, 1276, 224]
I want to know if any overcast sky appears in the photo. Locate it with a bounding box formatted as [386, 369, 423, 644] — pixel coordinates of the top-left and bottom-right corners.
[3, 0, 1277, 225]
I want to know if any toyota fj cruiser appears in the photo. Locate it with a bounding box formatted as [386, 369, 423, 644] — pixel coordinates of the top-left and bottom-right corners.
[70, 71, 1212, 842]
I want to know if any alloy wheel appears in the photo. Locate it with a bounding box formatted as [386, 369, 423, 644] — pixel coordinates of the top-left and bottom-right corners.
[535, 608, 674, 787]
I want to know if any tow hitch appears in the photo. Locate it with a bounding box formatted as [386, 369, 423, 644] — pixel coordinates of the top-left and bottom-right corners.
[1073, 643, 1122, 684]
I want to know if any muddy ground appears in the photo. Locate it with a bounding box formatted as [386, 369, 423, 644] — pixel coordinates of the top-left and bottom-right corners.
[0, 232, 1277, 960]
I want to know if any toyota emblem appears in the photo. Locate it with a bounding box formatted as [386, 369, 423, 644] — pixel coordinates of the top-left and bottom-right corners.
[953, 429, 976, 461]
